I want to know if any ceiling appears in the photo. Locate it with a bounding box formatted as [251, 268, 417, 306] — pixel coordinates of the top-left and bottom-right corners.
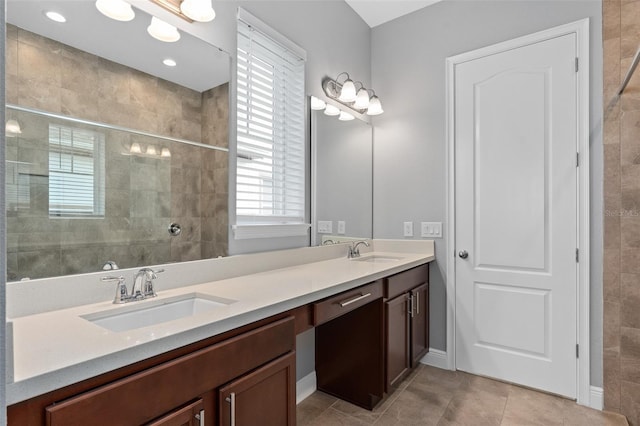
[345, 0, 442, 28]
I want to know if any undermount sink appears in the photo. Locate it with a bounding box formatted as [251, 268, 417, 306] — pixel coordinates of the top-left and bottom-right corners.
[81, 293, 236, 333]
[351, 255, 404, 263]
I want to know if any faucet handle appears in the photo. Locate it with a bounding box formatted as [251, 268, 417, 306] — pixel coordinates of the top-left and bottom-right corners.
[101, 276, 128, 304]
[142, 268, 164, 298]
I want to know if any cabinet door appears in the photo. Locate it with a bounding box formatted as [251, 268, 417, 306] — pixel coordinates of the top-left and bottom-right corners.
[218, 351, 296, 426]
[386, 293, 410, 390]
[410, 283, 429, 366]
[147, 399, 205, 426]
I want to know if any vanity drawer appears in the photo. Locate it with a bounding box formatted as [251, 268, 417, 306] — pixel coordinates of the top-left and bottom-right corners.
[313, 280, 383, 326]
[385, 264, 429, 299]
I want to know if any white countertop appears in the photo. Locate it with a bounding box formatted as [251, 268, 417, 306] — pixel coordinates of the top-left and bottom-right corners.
[7, 240, 434, 405]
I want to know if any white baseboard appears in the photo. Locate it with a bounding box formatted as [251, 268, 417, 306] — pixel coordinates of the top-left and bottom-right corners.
[296, 371, 317, 404]
[419, 348, 449, 370]
[589, 386, 603, 410]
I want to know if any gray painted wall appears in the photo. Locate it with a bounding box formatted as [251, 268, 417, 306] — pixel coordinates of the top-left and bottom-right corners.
[371, 0, 603, 386]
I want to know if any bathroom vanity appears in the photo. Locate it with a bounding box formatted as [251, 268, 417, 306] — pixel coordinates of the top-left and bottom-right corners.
[6, 241, 434, 425]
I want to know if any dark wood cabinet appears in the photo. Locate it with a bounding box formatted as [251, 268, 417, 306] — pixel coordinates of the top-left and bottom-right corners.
[38, 317, 295, 426]
[315, 280, 385, 410]
[147, 399, 205, 426]
[384, 265, 430, 391]
[218, 351, 296, 426]
[410, 283, 429, 365]
[385, 293, 410, 388]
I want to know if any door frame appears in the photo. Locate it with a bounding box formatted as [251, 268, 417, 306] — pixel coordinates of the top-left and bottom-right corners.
[445, 19, 591, 406]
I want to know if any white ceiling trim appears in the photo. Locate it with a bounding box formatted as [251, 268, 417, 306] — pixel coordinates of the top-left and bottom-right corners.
[345, 0, 442, 28]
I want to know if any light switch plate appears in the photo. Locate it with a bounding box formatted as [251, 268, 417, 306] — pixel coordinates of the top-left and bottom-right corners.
[318, 221, 332, 234]
[403, 221, 414, 237]
[421, 222, 442, 238]
[337, 221, 346, 234]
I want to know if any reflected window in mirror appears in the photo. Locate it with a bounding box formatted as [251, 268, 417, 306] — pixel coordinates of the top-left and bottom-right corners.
[234, 10, 307, 237]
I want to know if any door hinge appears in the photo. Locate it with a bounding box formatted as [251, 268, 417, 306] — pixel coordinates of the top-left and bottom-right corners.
[576, 248, 579, 262]
[576, 152, 579, 167]
[575, 57, 579, 72]
[576, 344, 579, 358]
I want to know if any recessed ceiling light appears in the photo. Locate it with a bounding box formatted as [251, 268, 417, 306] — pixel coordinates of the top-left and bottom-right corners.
[45, 11, 67, 23]
[163, 58, 177, 67]
[147, 16, 180, 43]
[95, 0, 135, 22]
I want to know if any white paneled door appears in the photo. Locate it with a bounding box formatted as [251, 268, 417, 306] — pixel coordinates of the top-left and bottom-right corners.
[454, 33, 578, 398]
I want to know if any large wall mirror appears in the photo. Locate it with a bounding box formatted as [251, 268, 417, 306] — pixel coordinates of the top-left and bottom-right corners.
[5, 0, 230, 281]
[311, 103, 373, 245]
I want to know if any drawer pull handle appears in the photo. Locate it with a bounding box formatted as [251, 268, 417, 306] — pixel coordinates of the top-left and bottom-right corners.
[225, 392, 236, 426]
[195, 409, 205, 426]
[339, 292, 371, 307]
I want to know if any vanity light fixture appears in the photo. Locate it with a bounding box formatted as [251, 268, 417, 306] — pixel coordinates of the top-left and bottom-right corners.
[147, 16, 181, 42]
[45, 11, 67, 23]
[322, 74, 384, 116]
[95, 0, 135, 22]
[161, 148, 172, 158]
[180, 0, 215, 22]
[5, 119, 22, 136]
[163, 58, 177, 67]
[146, 145, 158, 156]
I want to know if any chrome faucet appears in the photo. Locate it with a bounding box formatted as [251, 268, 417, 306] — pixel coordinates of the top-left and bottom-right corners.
[101, 267, 164, 304]
[348, 240, 370, 258]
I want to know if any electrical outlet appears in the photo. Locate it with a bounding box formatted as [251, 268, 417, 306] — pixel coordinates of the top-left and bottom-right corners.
[421, 222, 442, 238]
[318, 221, 332, 234]
[337, 221, 346, 234]
[403, 221, 414, 237]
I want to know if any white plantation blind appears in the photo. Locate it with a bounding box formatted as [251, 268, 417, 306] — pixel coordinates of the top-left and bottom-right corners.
[48, 124, 105, 217]
[236, 16, 306, 225]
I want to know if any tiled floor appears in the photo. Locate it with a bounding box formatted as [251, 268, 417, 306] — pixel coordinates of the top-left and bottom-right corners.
[297, 365, 630, 426]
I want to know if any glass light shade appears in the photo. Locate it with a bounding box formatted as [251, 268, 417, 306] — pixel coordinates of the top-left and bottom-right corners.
[147, 17, 180, 42]
[180, 0, 216, 22]
[45, 11, 67, 23]
[366, 95, 384, 116]
[146, 145, 158, 155]
[338, 79, 357, 102]
[95, 0, 135, 22]
[354, 88, 370, 109]
[6, 119, 22, 136]
[310, 96, 327, 111]
[161, 148, 172, 158]
[130, 142, 142, 154]
[324, 104, 340, 116]
[338, 111, 355, 121]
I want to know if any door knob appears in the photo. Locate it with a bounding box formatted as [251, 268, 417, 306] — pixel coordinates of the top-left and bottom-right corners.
[458, 250, 469, 259]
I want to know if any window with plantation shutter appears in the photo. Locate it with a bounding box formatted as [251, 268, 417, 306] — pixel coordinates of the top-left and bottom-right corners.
[235, 12, 306, 233]
[48, 124, 105, 217]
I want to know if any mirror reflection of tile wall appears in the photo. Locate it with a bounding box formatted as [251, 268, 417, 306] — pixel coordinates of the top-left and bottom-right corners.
[6, 25, 229, 280]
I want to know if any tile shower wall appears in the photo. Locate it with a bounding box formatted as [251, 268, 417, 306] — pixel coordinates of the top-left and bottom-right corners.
[5, 25, 229, 280]
[603, 0, 640, 424]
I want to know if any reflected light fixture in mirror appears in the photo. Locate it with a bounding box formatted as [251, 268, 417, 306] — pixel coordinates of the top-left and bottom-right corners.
[148, 16, 181, 42]
[324, 104, 340, 116]
[339, 111, 355, 121]
[95, 0, 135, 22]
[180, 0, 215, 22]
[5, 119, 22, 136]
[311, 96, 327, 110]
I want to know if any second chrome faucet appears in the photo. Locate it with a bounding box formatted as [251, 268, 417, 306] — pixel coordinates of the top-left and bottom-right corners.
[348, 240, 370, 259]
[101, 267, 164, 304]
